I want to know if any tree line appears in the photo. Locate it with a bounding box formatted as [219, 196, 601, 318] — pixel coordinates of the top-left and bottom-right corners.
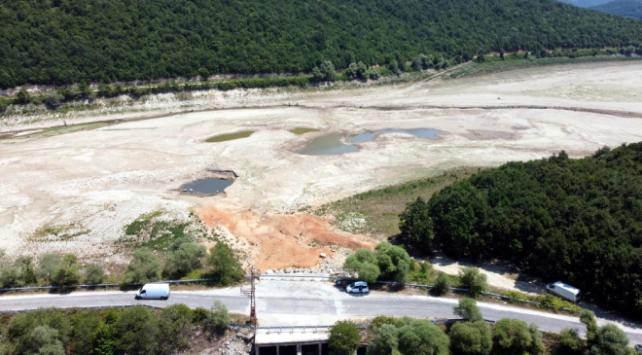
[399, 143, 642, 319]
[1, 0, 641, 88]
[327, 299, 636, 354]
[0, 303, 231, 354]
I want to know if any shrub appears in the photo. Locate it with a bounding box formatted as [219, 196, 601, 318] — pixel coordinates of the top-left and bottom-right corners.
[37, 254, 80, 288]
[492, 319, 542, 355]
[459, 267, 487, 298]
[28, 325, 65, 355]
[311, 60, 337, 82]
[83, 263, 105, 285]
[431, 273, 450, 296]
[159, 304, 194, 352]
[454, 298, 483, 322]
[7, 309, 72, 353]
[206, 242, 244, 286]
[114, 306, 159, 354]
[122, 248, 161, 285]
[556, 329, 585, 355]
[588, 324, 631, 355]
[203, 301, 230, 338]
[163, 239, 206, 279]
[397, 319, 450, 355]
[328, 321, 361, 355]
[344, 249, 380, 283]
[368, 324, 400, 355]
[375, 243, 411, 283]
[449, 321, 492, 355]
[70, 310, 104, 355]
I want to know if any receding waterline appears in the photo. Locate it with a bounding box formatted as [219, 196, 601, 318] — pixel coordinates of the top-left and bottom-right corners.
[297, 128, 439, 156]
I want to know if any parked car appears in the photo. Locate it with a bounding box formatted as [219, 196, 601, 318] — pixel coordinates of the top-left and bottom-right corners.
[545, 281, 580, 303]
[634, 344, 642, 354]
[346, 281, 369, 295]
[135, 283, 170, 300]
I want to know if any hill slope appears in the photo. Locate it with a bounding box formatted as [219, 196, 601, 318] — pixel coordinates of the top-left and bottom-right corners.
[0, 0, 641, 88]
[401, 143, 642, 318]
[592, 0, 642, 19]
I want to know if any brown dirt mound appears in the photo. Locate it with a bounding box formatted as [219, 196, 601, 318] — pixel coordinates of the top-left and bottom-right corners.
[195, 205, 374, 271]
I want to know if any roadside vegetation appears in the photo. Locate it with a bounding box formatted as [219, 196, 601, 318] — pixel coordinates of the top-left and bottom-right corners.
[328, 301, 637, 354]
[0, 214, 245, 290]
[399, 143, 642, 319]
[0, 302, 236, 354]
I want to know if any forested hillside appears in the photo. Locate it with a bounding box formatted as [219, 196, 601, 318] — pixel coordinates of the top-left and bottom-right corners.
[400, 144, 642, 317]
[592, 0, 642, 19]
[1, 0, 642, 88]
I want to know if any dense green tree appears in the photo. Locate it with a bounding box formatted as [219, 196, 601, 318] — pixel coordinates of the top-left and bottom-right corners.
[588, 324, 632, 355]
[28, 326, 65, 355]
[375, 243, 411, 283]
[460, 268, 488, 298]
[122, 248, 161, 285]
[368, 324, 400, 355]
[114, 306, 159, 354]
[51, 254, 80, 288]
[397, 319, 450, 355]
[7, 309, 72, 354]
[344, 249, 381, 283]
[70, 311, 103, 355]
[206, 241, 244, 286]
[328, 321, 361, 355]
[455, 298, 483, 322]
[399, 197, 434, 251]
[312, 60, 337, 82]
[405, 143, 642, 317]
[449, 321, 493, 355]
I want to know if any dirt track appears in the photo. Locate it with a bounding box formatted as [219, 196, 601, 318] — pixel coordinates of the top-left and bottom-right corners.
[1, 61, 642, 271]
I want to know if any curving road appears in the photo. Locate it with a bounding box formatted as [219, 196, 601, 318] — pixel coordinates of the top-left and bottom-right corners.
[0, 280, 639, 344]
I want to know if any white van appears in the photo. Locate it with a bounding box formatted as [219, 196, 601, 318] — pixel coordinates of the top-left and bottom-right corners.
[545, 281, 580, 303]
[135, 283, 170, 300]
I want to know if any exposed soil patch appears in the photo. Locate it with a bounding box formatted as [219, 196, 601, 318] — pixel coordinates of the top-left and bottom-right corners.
[463, 129, 519, 140]
[195, 205, 375, 271]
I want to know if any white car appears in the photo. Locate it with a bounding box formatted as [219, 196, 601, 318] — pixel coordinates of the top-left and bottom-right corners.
[346, 281, 369, 294]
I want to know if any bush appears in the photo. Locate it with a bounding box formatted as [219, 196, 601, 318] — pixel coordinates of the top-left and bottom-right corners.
[163, 239, 206, 279]
[588, 324, 631, 355]
[368, 324, 400, 355]
[375, 243, 411, 283]
[454, 298, 483, 322]
[344, 249, 380, 283]
[431, 273, 450, 296]
[70, 310, 104, 355]
[492, 319, 542, 355]
[83, 264, 105, 285]
[203, 301, 230, 338]
[28, 325, 65, 355]
[449, 321, 492, 355]
[122, 249, 161, 285]
[556, 329, 585, 355]
[7, 309, 72, 354]
[159, 304, 194, 352]
[37, 254, 80, 288]
[311, 60, 337, 82]
[345, 62, 368, 81]
[459, 267, 487, 298]
[206, 242, 244, 286]
[114, 306, 159, 354]
[328, 321, 361, 355]
[397, 319, 449, 355]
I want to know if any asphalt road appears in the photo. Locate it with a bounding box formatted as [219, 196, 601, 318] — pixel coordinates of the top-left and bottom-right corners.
[0, 281, 639, 344]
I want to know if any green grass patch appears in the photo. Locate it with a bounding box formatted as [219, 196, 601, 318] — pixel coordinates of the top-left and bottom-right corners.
[124, 210, 163, 236]
[317, 167, 479, 237]
[205, 130, 254, 143]
[289, 127, 319, 135]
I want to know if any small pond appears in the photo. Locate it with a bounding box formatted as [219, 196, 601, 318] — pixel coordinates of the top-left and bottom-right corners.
[180, 178, 234, 196]
[297, 128, 439, 156]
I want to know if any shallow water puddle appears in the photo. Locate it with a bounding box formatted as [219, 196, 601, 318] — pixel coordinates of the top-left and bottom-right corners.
[297, 128, 439, 156]
[180, 178, 234, 196]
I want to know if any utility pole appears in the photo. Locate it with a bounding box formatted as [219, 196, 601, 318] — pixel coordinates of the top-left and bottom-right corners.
[241, 267, 257, 326]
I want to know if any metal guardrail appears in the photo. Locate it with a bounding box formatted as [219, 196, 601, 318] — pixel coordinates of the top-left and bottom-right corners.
[0, 278, 218, 293]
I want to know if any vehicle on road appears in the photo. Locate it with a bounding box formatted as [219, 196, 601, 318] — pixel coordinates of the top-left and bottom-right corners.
[546, 281, 580, 303]
[346, 281, 369, 295]
[135, 283, 170, 300]
[634, 344, 642, 354]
